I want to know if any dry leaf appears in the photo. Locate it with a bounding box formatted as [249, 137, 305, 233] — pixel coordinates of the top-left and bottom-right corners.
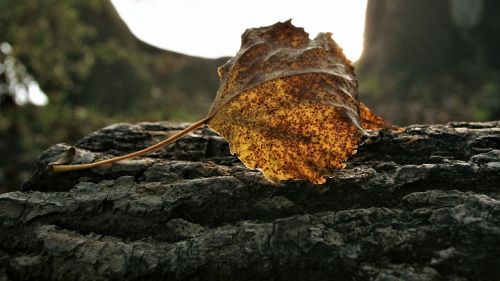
[359, 102, 395, 130]
[50, 20, 393, 185]
[207, 20, 389, 184]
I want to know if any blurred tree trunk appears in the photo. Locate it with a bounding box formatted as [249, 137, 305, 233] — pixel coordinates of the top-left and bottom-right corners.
[357, 0, 500, 124]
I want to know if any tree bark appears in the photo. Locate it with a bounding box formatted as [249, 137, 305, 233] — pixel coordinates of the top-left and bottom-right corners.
[1, 121, 500, 280]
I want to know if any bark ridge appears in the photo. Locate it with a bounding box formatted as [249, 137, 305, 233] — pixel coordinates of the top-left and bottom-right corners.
[1, 121, 500, 280]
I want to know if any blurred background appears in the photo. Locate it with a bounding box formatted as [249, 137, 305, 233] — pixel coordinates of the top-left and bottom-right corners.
[1, 0, 499, 193]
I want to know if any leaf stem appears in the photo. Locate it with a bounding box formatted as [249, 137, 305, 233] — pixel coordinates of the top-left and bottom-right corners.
[49, 117, 210, 173]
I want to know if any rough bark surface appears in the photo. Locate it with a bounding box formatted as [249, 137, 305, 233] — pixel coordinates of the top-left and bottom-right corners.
[1, 121, 500, 281]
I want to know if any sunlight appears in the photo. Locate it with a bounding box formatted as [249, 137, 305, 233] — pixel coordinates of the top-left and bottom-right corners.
[111, 0, 367, 61]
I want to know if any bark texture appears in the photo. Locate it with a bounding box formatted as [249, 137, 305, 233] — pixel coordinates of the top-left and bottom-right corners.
[1, 121, 500, 280]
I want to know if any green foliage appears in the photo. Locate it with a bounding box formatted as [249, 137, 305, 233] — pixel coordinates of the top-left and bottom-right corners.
[0, 0, 225, 192]
[0, 0, 96, 93]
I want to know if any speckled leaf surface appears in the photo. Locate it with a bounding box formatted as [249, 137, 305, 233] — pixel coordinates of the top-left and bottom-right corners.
[48, 20, 392, 184]
[207, 20, 389, 184]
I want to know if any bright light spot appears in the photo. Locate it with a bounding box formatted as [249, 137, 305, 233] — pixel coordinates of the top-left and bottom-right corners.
[12, 82, 48, 106]
[0, 42, 12, 55]
[1, 46, 49, 106]
[28, 82, 48, 106]
[14, 84, 29, 105]
[110, 0, 367, 61]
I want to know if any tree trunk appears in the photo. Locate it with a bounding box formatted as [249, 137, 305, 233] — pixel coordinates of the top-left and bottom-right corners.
[1, 120, 499, 280]
[358, 0, 500, 124]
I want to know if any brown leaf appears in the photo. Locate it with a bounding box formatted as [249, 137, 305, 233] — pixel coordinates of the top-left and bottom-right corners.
[49, 20, 394, 184]
[207, 20, 389, 184]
